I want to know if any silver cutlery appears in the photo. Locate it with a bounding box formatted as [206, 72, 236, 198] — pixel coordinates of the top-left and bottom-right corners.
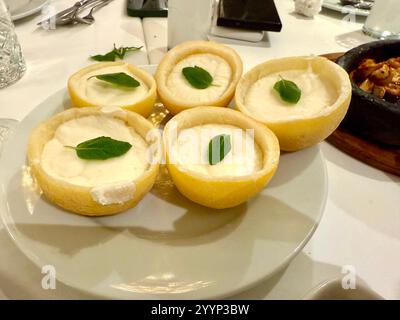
[80, 0, 113, 24]
[340, 0, 374, 10]
[38, 0, 112, 27]
[38, 0, 97, 25]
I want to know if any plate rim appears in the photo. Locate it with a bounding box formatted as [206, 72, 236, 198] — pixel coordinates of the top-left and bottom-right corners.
[10, 0, 48, 21]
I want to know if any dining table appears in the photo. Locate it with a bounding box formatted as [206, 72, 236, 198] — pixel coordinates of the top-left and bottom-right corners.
[0, 0, 399, 300]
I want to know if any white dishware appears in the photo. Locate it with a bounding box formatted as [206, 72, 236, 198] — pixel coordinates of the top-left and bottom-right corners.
[4, 0, 29, 13]
[304, 277, 383, 300]
[0, 66, 327, 299]
[362, 0, 400, 40]
[4, 0, 47, 21]
[167, 0, 214, 49]
[0, 0, 26, 88]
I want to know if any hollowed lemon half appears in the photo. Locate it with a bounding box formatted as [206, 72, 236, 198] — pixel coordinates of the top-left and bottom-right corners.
[28, 107, 162, 216]
[235, 56, 352, 151]
[68, 61, 157, 118]
[155, 40, 243, 115]
[163, 106, 280, 209]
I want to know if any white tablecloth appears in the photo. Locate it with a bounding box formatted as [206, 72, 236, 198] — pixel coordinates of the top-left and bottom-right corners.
[0, 0, 399, 300]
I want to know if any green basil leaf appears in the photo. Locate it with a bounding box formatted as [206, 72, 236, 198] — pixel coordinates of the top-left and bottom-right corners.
[90, 51, 117, 62]
[182, 65, 213, 89]
[115, 45, 143, 59]
[90, 45, 142, 62]
[273, 77, 302, 104]
[65, 136, 132, 160]
[90, 72, 140, 88]
[208, 134, 231, 165]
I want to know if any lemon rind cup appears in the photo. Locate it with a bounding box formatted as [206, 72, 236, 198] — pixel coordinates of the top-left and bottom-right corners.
[235, 56, 352, 151]
[163, 106, 280, 209]
[155, 40, 243, 115]
[28, 107, 162, 216]
[68, 61, 157, 118]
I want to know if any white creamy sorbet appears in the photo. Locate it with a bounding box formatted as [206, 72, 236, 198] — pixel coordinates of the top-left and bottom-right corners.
[41, 115, 149, 189]
[244, 69, 336, 121]
[77, 65, 149, 106]
[172, 124, 263, 177]
[166, 53, 232, 103]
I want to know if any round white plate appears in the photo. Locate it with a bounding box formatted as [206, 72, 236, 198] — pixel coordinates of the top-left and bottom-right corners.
[322, 0, 370, 17]
[0, 66, 327, 299]
[5, 0, 48, 21]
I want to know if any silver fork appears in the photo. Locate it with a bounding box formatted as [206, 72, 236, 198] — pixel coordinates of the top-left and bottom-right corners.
[79, 0, 113, 24]
[38, 0, 108, 26]
[37, 0, 97, 25]
[340, 0, 374, 10]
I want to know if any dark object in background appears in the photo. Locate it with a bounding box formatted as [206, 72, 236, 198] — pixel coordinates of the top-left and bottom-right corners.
[337, 40, 400, 147]
[217, 0, 282, 32]
[127, 0, 168, 17]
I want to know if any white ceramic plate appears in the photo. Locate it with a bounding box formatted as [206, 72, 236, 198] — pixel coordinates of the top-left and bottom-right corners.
[5, 0, 48, 21]
[0, 66, 327, 299]
[303, 277, 383, 300]
[322, 0, 370, 17]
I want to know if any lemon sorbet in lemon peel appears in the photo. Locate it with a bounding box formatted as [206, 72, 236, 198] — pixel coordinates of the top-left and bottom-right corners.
[235, 56, 352, 151]
[68, 61, 157, 118]
[155, 40, 243, 115]
[27, 107, 162, 216]
[163, 107, 280, 209]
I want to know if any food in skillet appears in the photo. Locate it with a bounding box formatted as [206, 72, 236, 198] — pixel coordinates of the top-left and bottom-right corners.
[350, 57, 400, 104]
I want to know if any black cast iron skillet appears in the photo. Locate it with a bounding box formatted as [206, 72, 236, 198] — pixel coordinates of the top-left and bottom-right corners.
[337, 40, 400, 147]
